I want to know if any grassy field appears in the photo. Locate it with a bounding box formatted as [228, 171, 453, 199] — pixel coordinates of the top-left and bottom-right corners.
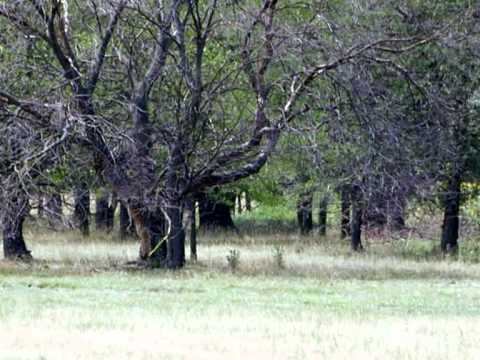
[1, 230, 480, 359]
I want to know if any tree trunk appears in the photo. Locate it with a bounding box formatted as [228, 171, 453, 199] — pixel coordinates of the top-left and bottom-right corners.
[318, 196, 328, 237]
[119, 202, 135, 240]
[163, 143, 186, 269]
[37, 193, 44, 218]
[350, 185, 363, 251]
[340, 185, 351, 239]
[45, 192, 63, 229]
[297, 192, 313, 235]
[166, 197, 185, 269]
[73, 184, 90, 237]
[95, 189, 116, 232]
[95, 189, 109, 231]
[245, 191, 252, 211]
[198, 192, 237, 232]
[389, 198, 406, 231]
[129, 203, 167, 264]
[147, 207, 168, 264]
[3, 195, 31, 260]
[441, 173, 461, 254]
[237, 193, 243, 214]
[188, 200, 197, 262]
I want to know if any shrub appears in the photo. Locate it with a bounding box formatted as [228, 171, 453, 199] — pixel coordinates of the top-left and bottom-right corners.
[460, 240, 480, 263]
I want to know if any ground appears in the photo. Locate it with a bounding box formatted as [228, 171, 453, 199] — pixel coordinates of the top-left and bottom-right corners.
[1, 231, 480, 359]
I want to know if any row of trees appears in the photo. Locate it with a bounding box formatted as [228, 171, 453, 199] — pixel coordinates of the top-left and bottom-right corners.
[1, 0, 479, 267]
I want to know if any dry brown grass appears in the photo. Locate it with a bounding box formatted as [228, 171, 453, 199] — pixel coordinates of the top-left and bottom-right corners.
[2, 229, 480, 359]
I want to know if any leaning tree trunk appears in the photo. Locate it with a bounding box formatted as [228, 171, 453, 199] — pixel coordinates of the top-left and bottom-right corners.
[350, 185, 364, 251]
[3, 194, 31, 260]
[73, 183, 90, 237]
[318, 196, 328, 237]
[297, 192, 313, 235]
[340, 185, 351, 239]
[198, 192, 237, 232]
[441, 173, 461, 254]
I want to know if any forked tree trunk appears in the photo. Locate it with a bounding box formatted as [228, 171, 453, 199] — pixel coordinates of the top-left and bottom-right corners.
[350, 185, 363, 251]
[297, 193, 313, 235]
[73, 184, 90, 237]
[3, 195, 31, 260]
[318, 196, 328, 237]
[340, 185, 351, 239]
[441, 173, 461, 254]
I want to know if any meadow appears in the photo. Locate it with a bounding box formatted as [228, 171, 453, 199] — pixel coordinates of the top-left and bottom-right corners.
[1, 226, 480, 360]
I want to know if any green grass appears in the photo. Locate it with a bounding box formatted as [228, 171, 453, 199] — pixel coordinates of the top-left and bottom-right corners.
[1, 231, 480, 359]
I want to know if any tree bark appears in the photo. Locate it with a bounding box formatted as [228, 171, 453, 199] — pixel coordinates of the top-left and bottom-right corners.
[73, 184, 90, 237]
[350, 185, 364, 251]
[318, 196, 328, 237]
[340, 185, 351, 239]
[3, 194, 31, 260]
[297, 192, 313, 236]
[441, 173, 461, 254]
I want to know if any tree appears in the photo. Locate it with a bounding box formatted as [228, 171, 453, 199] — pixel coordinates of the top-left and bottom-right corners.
[2, 0, 457, 266]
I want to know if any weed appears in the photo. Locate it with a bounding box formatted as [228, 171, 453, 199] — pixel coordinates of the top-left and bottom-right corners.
[226, 249, 240, 272]
[272, 245, 285, 270]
